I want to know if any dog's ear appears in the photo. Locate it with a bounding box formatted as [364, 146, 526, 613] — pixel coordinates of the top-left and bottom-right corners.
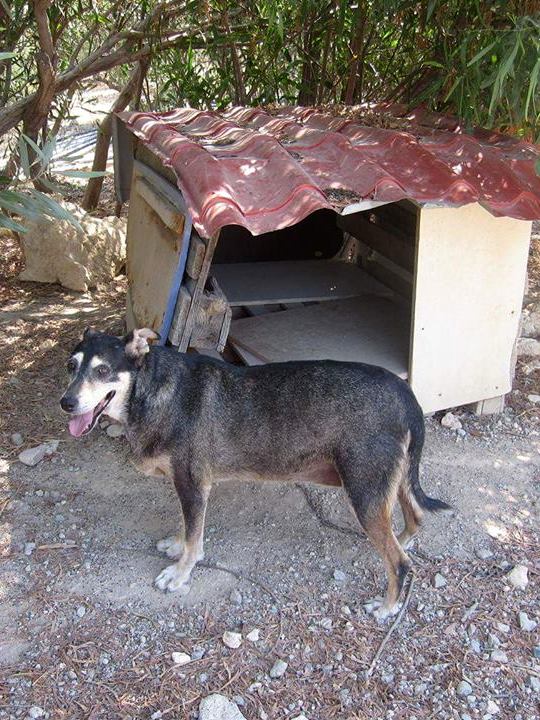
[124, 328, 160, 365]
[83, 327, 99, 340]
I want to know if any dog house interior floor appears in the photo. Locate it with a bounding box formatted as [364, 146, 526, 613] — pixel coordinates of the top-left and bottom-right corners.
[209, 205, 415, 378]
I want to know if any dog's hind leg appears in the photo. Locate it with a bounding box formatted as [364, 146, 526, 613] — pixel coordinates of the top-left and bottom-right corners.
[155, 472, 210, 594]
[336, 441, 412, 620]
[397, 484, 423, 549]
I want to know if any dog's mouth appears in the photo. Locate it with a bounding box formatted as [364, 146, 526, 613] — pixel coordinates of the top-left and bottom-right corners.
[68, 391, 115, 438]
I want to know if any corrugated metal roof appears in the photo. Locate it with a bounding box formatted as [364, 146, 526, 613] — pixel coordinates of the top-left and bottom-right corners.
[118, 105, 540, 238]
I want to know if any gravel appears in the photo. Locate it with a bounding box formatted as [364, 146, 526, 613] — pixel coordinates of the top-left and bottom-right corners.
[222, 631, 243, 649]
[269, 659, 288, 678]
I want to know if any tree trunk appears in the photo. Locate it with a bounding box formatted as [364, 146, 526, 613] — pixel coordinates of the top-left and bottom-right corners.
[22, 0, 57, 190]
[82, 59, 149, 212]
[343, 4, 366, 105]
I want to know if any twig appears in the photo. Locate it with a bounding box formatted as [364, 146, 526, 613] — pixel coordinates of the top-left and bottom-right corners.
[296, 483, 361, 538]
[198, 560, 285, 604]
[365, 574, 415, 679]
[37, 542, 77, 550]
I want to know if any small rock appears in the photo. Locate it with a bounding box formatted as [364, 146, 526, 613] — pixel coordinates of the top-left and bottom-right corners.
[106, 423, 125, 438]
[490, 649, 508, 663]
[518, 612, 537, 632]
[11, 432, 23, 447]
[24, 542, 36, 556]
[433, 573, 447, 589]
[191, 645, 206, 660]
[27, 708, 45, 719]
[527, 394, 540, 404]
[222, 631, 242, 649]
[229, 589, 243, 605]
[485, 699, 499, 715]
[333, 569, 347, 582]
[199, 693, 246, 720]
[269, 659, 288, 678]
[517, 337, 540, 357]
[457, 680, 473, 697]
[76, 605, 86, 618]
[475, 548, 493, 560]
[319, 618, 333, 630]
[171, 651, 191, 665]
[246, 629, 260, 642]
[533, 646, 540, 659]
[495, 622, 509, 634]
[441, 412, 462, 431]
[506, 564, 528, 589]
[470, 639, 482, 654]
[18, 440, 58, 466]
[529, 675, 540, 693]
[150, 712, 163, 720]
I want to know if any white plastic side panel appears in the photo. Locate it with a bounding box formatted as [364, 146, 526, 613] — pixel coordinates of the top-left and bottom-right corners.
[410, 203, 531, 414]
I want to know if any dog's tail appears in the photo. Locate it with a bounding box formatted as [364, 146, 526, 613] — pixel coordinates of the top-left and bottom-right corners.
[403, 427, 451, 513]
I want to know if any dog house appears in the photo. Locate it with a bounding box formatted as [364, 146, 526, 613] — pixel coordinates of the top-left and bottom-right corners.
[112, 106, 540, 415]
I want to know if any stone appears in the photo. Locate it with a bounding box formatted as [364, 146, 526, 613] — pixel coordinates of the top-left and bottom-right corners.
[518, 612, 537, 632]
[441, 412, 462, 431]
[529, 676, 540, 693]
[319, 618, 333, 630]
[269, 659, 288, 678]
[528, 394, 540, 404]
[229, 588, 243, 605]
[199, 693, 246, 720]
[11, 432, 23, 447]
[521, 303, 540, 338]
[333, 569, 347, 582]
[433, 573, 447, 589]
[485, 700, 499, 715]
[28, 708, 45, 719]
[19, 202, 126, 292]
[506, 564, 528, 589]
[517, 337, 540, 357]
[222, 631, 242, 649]
[475, 547, 494, 560]
[457, 681, 473, 697]
[76, 605, 86, 618]
[490, 650, 508, 663]
[106, 423, 125, 438]
[171, 651, 191, 666]
[470, 639, 481, 654]
[150, 712, 163, 720]
[534, 646, 540, 659]
[495, 622, 509, 634]
[24, 542, 36, 556]
[246, 629, 260, 643]
[18, 440, 59, 466]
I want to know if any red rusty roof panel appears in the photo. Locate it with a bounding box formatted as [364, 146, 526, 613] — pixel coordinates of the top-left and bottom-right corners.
[117, 106, 540, 238]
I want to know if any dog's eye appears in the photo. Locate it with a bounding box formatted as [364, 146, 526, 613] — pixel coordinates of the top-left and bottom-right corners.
[67, 360, 76, 373]
[95, 364, 110, 378]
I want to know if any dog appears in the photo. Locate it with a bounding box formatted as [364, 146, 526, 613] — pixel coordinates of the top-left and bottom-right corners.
[60, 327, 450, 619]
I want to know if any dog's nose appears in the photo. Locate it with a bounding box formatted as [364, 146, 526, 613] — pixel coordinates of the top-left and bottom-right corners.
[60, 395, 76, 413]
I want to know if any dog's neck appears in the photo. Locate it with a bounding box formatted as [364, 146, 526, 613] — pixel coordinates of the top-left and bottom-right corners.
[103, 370, 135, 423]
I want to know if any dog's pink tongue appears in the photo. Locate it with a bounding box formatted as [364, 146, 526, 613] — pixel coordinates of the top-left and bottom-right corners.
[68, 410, 93, 438]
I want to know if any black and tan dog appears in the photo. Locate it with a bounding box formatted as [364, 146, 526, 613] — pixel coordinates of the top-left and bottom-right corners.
[60, 327, 449, 619]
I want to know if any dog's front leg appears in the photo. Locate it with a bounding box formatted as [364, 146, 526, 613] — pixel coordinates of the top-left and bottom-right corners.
[154, 471, 209, 594]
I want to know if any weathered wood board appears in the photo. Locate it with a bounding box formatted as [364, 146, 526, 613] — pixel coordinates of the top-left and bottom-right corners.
[410, 203, 531, 413]
[211, 259, 392, 306]
[229, 296, 410, 378]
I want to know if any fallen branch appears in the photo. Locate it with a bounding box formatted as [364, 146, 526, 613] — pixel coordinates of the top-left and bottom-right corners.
[365, 574, 414, 679]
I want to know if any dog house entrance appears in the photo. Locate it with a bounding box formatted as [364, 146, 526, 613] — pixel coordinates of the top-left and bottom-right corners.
[209, 204, 416, 378]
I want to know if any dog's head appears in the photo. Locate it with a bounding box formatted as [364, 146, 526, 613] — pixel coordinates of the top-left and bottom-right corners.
[60, 327, 159, 437]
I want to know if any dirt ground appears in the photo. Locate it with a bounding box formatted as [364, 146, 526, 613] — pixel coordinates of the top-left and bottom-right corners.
[0, 222, 539, 720]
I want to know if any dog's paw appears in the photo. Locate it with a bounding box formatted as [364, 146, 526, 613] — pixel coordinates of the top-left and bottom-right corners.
[363, 597, 399, 622]
[156, 535, 183, 558]
[154, 563, 191, 594]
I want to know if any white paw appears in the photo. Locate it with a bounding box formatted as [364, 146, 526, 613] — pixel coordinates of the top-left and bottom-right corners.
[364, 597, 400, 621]
[154, 563, 191, 594]
[156, 535, 183, 558]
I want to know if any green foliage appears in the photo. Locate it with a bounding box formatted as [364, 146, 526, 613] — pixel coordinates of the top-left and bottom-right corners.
[0, 134, 107, 233]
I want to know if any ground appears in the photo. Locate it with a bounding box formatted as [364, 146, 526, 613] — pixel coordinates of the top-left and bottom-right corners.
[0, 222, 539, 717]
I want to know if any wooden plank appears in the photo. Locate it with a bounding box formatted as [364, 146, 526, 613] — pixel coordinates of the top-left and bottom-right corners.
[409, 203, 531, 414]
[178, 232, 220, 352]
[126, 168, 182, 333]
[169, 286, 193, 346]
[228, 340, 267, 366]
[211, 259, 392, 307]
[338, 213, 415, 271]
[229, 297, 410, 378]
[135, 176, 185, 235]
[186, 233, 206, 279]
